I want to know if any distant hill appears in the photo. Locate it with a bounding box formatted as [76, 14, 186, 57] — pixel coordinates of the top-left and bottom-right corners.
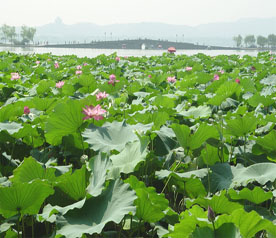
[34, 17, 276, 47]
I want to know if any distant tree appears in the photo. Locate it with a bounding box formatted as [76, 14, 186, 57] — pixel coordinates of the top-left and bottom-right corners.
[256, 35, 268, 48]
[233, 35, 243, 47]
[0, 24, 16, 43]
[20, 26, 36, 44]
[267, 34, 276, 48]
[244, 35, 256, 47]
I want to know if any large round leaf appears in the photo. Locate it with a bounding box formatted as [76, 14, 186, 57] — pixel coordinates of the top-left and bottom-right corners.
[82, 120, 138, 152]
[109, 136, 149, 176]
[45, 99, 84, 146]
[56, 179, 136, 238]
[0, 180, 54, 218]
[11, 157, 56, 184]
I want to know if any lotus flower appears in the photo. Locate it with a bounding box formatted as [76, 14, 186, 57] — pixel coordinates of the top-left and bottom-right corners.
[148, 75, 152, 78]
[36, 60, 40, 65]
[82, 105, 106, 120]
[213, 74, 220, 81]
[96, 91, 109, 101]
[115, 56, 120, 61]
[83, 63, 88, 66]
[76, 70, 82, 75]
[270, 56, 274, 61]
[167, 76, 176, 83]
[54, 61, 59, 68]
[218, 69, 224, 74]
[11, 72, 20, 80]
[108, 74, 119, 86]
[185, 66, 192, 71]
[76, 65, 82, 70]
[56, 81, 65, 88]
[24, 106, 30, 115]
[235, 78, 240, 84]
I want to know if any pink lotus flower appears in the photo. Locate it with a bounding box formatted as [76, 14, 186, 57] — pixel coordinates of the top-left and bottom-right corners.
[218, 69, 225, 74]
[82, 105, 106, 120]
[76, 70, 82, 75]
[235, 79, 240, 84]
[124, 56, 128, 59]
[270, 56, 274, 61]
[36, 61, 40, 65]
[185, 66, 192, 71]
[54, 61, 59, 68]
[83, 63, 88, 66]
[11, 72, 20, 80]
[56, 81, 65, 88]
[24, 106, 30, 115]
[76, 65, 82, 70]
[115, 56, 120, 62]
[167, 76, 176, 83]
[96, 91, 109, 101]
[213, 74, 220, 81]
[108, 74, 119, 86]
[148, 75, 152, 78]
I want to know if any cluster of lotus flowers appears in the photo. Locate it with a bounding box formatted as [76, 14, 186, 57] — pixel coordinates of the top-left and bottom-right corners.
[21, 60, 244, 121]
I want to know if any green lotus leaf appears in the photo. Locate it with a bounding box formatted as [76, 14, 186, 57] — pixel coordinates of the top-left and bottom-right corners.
[0, 122, 22, 135]
[83, 120, 138, 152]
[167, 205, 207, 238]
[177, 105, 212, 119]
[56, 165, 88, 201]
[87, 153, 111, 197]
[38, 198, 86, 223]
[45, 99, 84, 146]
[226, 114, 257, 137]
[172, 123, 218, 151]
[217, 209, 276, 238]
[256, 130, 276, 152]
[125, 175, 168, 223]
[186, 190, 243, 214]
[207, 81, 240, 106]
[201, 144, 220, 166]
[260, 74, 276, 86]
[231, 163, 276, 187]
[208, 163, 233, 192]
[0, 180, 54, 218]
[156, 168, 209, 180]
[247, 93, 274, 107]
[171, 123, 190, 150]
[56, 179, 136, 238]
[109, 136, 149, 176]
[11, 157, 56, 184]
[228, 187, 273, 204]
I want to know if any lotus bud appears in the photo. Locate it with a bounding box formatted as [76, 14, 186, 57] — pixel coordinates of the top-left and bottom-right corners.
[80, 155, 88, 163]
[207, 206, 215, 222]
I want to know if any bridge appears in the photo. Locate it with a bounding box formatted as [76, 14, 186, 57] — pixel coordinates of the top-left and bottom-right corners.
[40, 39, 237, 50]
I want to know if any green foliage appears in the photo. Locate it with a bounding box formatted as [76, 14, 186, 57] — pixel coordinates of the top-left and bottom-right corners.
[0, 51, 275, 237]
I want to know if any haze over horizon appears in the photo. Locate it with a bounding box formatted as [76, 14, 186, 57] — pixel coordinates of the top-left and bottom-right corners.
[1, 0, 276, 27]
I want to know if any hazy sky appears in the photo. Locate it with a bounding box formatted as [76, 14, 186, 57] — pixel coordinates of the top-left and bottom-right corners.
[2, 0, 276, 27]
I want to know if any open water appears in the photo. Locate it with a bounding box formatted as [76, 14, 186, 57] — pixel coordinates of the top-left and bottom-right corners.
[0, 46, 274, 58]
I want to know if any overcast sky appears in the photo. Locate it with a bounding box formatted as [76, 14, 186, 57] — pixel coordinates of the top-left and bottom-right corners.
[2, 0, 276, 27]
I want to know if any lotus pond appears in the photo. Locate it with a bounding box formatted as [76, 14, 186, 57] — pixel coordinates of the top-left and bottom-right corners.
[0, 51, 276, 238]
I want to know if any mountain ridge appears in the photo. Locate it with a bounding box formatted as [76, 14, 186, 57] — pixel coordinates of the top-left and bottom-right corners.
[34, 17, 276, 47]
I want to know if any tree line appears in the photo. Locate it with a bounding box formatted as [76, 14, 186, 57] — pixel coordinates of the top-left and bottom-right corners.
[0, 24, 36, 45]
[233, 34, 276, 48]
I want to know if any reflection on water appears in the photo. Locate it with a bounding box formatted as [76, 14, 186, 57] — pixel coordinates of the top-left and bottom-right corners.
[0, 46, 274, 58]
